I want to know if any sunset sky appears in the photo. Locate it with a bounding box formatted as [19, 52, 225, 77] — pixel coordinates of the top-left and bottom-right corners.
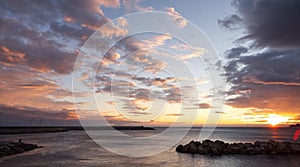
[0, 0, 299, 127]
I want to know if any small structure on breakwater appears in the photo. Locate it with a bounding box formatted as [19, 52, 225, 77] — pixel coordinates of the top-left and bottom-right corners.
[176, 139, 300, 156]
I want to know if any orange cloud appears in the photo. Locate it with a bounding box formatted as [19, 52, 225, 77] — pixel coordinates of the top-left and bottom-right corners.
[130, 99, 151, 111]
[0, 66, 75, 113]
[100, 52, 121, 66]
[63, 16, 75, 23]
[66, 111, 79, 120]
[0, 46, 26, 63]
[165, 113, 184, 116]
[98, 20, 128, 38]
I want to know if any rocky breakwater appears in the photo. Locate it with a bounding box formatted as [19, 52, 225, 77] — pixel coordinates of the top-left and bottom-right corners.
[0, 141, 41, 157]
[176, 139, 300, 156]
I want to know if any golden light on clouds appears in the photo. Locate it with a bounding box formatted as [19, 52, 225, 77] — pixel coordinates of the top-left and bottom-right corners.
[266, 114, 290, 126]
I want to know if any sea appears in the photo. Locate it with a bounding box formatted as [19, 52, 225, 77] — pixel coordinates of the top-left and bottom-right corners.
[0, 127, 299, 167]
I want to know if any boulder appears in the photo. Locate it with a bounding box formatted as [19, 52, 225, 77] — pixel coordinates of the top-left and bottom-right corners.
[289, 143, 300, 153]
[254, 141, 261, 146]
[188, 142, 198, 154]
[211, 147, 222, 155]
[176, 145, 184, 152]
[202, 139, 213, 147]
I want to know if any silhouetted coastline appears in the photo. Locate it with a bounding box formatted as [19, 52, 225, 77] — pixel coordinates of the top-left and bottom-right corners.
[0, 126, 155, 134]
[289, 124, 300, 128]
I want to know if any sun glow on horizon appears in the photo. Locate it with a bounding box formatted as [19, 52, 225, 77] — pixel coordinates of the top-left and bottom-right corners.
[267, 114, 289, 126]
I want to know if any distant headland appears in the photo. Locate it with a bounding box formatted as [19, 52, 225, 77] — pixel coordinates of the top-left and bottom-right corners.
[0, 126, 155, 134]
[289, 124, 300, 128]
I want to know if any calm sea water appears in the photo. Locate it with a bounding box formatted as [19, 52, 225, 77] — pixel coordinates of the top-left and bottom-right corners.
[0, 127, 299, 167]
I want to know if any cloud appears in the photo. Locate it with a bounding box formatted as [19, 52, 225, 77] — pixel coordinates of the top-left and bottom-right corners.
[218, 14, 242, 30]
[222, 0, 300, 117]
[0, 0, 121, 74]
[0, 46, 26, 64]
[224, 50, 300, 114]
[106, 101, 116, 105]
[123, 0, 154, 13]
[0, 65, 76, 115]
[225, 46, 248, 59]
[215, 111, 226, 114]
[98, 18, 128, 38]
[66, 111, 79, 120]
[123, 34, 172, 49]
[165, 114, 184, 116]
[197, 103, 211, 109]
[165, 7, 187, 28]
[177, 47, 206, 61]
[100, 51, 121, 66]
[0, 104, 78, 126]
[229, 0, 300, 49]
[128, 111, 151, 115]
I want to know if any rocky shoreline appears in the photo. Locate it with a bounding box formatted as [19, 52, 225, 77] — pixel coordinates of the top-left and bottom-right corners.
[176, 140, 300, 156]
[0, 141, 41, 158]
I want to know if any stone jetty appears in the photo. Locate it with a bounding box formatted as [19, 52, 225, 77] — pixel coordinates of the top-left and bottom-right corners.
[176, 139, 300, 155]
[0, 141, 41, 158]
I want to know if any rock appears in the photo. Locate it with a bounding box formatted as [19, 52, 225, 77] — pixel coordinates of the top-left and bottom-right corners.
[244, 143, 253, 148]
[275, 142, 290, 154]
[176, 145, 184, 152]
[11, 147, 25, 153]
[215, 140, 225, 145]
[0, 140, 40, 158]
[254, 141, 261, 146]
[246, 146, 255, 152]
[21, 143, 39, 151]
[211, 147, 222, 155]
[267, 140, 276, 145]
[188, 142, 198, 154]
[289, 143, 300, 153]
[181, 145, 190, 153]
[210, 140, 226, 150]
[260, 142, 269, 148]
[202, 139, 213, 147]
[176, 140, 300, 156]
[0, 146, 13, 155]
[197, 145, 204, 154]
[0, 151, 8, 157]
[228, 144, 242, 154]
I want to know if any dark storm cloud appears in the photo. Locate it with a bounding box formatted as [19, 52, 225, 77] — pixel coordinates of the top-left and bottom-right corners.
[224, 50, 300, 113]
[226, 50, 300, 86]
[225, 46, 248, 59]
[222, 0, 300, 115]
[225, 0, 300, 49]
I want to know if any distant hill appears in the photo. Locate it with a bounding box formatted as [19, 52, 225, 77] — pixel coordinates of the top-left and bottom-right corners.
[289, 124, 300, 128]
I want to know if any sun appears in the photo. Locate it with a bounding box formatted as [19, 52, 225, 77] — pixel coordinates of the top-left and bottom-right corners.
[267, 114, 289, 126]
